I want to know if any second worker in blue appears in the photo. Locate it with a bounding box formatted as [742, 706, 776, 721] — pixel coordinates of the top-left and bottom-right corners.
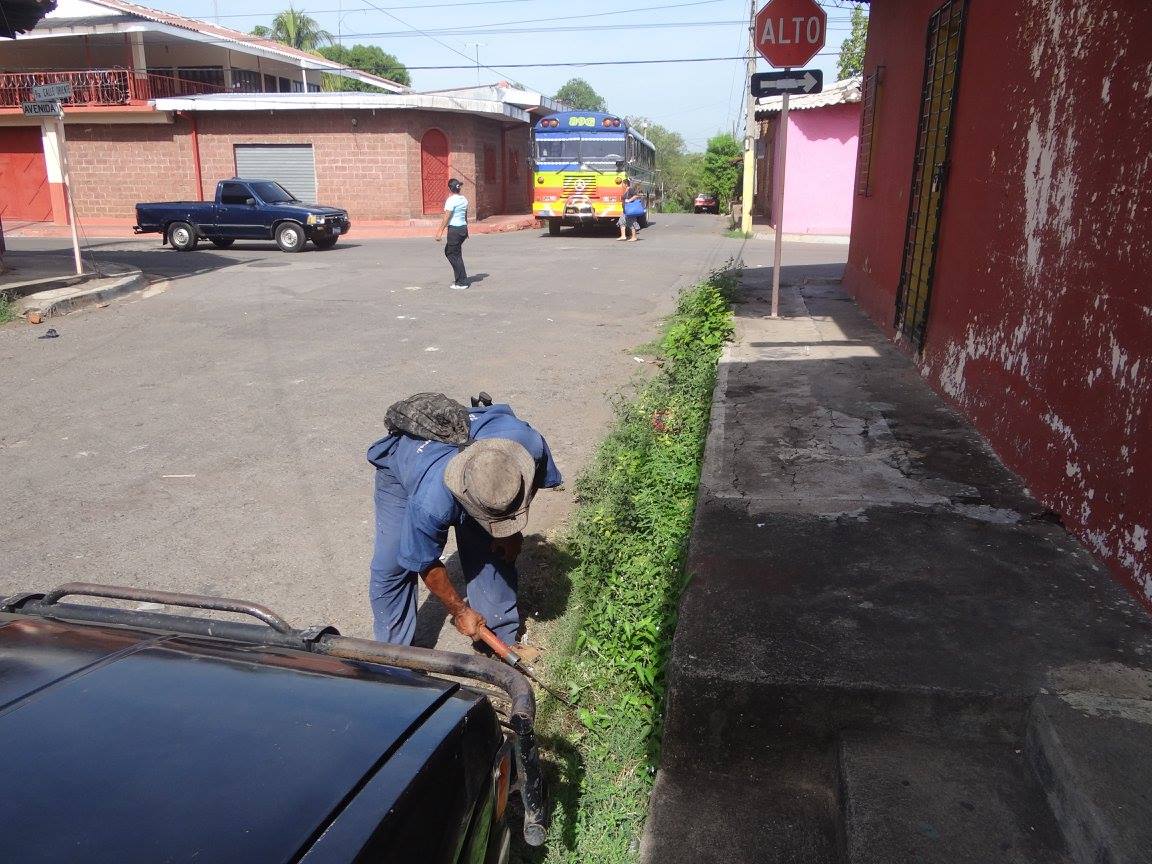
[366, 402, 562, 648]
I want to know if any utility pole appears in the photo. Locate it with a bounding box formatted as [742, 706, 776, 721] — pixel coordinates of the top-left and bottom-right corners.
[49, 115, 82, 276]
[740, 0, 758, 236]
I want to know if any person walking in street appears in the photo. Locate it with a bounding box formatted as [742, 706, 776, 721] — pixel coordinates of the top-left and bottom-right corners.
[618, 177, 642, 242]
[434, 178, 470, 289]
[366, 397, 562, 652]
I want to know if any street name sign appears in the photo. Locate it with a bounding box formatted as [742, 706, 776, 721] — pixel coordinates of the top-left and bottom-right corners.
[751, 69, 823, 98]
[754, 0, 827, 68]
[21, 101, 61, 117]
[31, 82, 72, 102]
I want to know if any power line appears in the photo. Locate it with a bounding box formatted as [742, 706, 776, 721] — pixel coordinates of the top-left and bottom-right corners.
[75, 20, 853, 50]
[350, 0, 520, 81]
[210, 0, 537, 16]
[400, 52, 843, 70]
[422, 0, 728, 31]
[315, 21, 857, 39]
[211, 0, 858, 20]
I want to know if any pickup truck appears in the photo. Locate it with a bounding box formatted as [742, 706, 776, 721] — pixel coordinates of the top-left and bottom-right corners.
[134, 178, 351, 253]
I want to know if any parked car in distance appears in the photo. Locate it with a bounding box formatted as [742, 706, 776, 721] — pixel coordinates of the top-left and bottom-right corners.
[694, 193, 719, 214]
[0, 582, 548, 863]
[134, 179, 351, 252]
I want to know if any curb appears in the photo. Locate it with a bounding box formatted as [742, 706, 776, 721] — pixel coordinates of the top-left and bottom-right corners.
[17, 270, 148, 318]
[749, 232, 851, 244]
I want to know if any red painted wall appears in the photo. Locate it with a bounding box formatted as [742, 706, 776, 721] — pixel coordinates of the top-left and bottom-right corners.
[844, 0, 1152, 605]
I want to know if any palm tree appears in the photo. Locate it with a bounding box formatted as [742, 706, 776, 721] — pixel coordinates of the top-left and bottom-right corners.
[250, 5, 333, 51]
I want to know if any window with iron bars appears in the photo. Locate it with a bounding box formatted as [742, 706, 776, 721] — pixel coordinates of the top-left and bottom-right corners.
[855, 67, 883, 197]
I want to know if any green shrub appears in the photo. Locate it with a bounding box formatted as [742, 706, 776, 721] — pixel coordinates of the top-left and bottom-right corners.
[521, 270, 734, 863]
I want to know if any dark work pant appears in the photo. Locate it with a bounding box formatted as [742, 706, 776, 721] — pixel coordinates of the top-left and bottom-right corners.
[444, 225, 468, 284]
[370, 463, 520, 645]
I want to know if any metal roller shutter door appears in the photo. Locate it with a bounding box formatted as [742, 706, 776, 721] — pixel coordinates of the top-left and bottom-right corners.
[233, 144, 317, 204]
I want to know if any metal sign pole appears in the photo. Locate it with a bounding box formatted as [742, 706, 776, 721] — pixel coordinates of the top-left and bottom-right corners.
[770, 88, 789, 319]
[55, 113, 83, 277]
[740, 0, 757, 235]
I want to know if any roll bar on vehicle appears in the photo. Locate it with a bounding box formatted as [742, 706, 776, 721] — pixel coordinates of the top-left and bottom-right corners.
[1, 582, 547, 848]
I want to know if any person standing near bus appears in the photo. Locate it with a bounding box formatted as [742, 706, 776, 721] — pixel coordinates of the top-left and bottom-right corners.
[435, 178, 470, 289]
[618, 176, 640, 242]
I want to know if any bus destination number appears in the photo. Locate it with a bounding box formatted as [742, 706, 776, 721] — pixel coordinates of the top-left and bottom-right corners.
[567, 116, 598, 127]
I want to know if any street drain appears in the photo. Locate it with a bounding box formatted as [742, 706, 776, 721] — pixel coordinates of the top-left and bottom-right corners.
[248, 261, 290, 268]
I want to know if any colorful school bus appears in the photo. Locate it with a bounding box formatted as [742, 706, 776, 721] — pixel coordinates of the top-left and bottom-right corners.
[532, 111, 656, 235]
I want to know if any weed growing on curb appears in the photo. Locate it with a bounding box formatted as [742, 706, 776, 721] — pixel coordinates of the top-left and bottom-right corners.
[0, 294, 13, 324]
[516, 270, 735, 864]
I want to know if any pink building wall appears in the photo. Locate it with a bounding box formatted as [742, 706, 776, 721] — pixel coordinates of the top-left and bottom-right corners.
[773, 102, 860, 236]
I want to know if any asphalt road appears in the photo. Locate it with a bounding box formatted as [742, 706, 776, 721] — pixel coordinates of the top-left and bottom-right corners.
[1, 215, 846, 646]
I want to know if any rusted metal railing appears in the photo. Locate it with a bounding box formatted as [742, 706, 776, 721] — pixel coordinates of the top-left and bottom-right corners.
[0, 69, 223, 108]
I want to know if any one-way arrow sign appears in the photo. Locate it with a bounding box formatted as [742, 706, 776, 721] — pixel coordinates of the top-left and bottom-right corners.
[751, 69, 823, 98]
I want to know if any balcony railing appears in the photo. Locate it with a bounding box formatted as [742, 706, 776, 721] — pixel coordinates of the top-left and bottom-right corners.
[0, 69, 224, 108]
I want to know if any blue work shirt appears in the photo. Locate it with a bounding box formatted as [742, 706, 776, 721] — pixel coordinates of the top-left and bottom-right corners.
[366, 404, 562, 573]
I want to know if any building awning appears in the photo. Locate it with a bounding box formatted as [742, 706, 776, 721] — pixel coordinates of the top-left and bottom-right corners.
[755, 76, 863, 119]
[421, 83, 561, 117]
[152, 91, 531, 123]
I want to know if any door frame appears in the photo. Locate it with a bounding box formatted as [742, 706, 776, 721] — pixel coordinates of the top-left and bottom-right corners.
[420, 128, 450, 216]
[893, 0, 969, 350]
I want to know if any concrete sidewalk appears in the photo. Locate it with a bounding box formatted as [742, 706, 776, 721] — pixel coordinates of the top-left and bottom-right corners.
[643, 272, 1152, 863]
[1, 250, 146, 317]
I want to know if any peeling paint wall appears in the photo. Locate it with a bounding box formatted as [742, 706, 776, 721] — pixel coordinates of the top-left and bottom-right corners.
[844, 0, 1152, 606]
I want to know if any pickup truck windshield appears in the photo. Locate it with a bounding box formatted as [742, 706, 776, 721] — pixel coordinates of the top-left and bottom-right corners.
[250, 182, 298, 204]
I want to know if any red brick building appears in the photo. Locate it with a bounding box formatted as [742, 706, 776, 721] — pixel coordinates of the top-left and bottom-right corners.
[0, 0, 553, 226]
[845, 0, 1151, 605]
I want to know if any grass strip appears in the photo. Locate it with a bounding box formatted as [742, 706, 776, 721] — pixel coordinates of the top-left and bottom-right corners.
[517, 269, 735, 863]
[0, 294, 13, 325]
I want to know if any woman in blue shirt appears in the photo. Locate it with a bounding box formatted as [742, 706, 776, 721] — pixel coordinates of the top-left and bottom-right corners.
[434, 178, 470, 289]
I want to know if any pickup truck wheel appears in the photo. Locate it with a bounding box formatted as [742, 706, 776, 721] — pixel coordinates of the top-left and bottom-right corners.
[313, 236, 338, 251]
[209, 238, 235, 249]
[167, 222, 198, 251]
[275, 222, 306, 253]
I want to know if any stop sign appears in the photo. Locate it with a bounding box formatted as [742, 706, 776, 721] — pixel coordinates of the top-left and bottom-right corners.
[754, 0, 827, 68]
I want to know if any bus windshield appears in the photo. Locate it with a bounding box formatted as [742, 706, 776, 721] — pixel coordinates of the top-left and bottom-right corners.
[535, 136, 627, 163]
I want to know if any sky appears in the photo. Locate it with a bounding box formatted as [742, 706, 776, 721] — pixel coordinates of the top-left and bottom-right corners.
[150, 0, 866, 152]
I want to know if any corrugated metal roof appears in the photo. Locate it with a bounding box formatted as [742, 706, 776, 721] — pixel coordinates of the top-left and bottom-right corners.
[0, 0, 57, 38]
[755, 76, 863, 117]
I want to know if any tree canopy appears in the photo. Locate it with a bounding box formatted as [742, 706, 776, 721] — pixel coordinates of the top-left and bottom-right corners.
[837, 5, 869, 79]
[552, 78, 607, 112]
[250, 6, 332, 51]
[701, 133, 742, 205]
[318, 44, 411, 89]
[626, 116, 706, 212]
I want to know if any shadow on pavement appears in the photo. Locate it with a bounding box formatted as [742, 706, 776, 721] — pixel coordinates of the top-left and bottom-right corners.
[412, 532, 574, 649]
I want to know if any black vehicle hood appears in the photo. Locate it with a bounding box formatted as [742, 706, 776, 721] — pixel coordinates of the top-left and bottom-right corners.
[275, 203, 347, 217]
[0, 616, 462, 863]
